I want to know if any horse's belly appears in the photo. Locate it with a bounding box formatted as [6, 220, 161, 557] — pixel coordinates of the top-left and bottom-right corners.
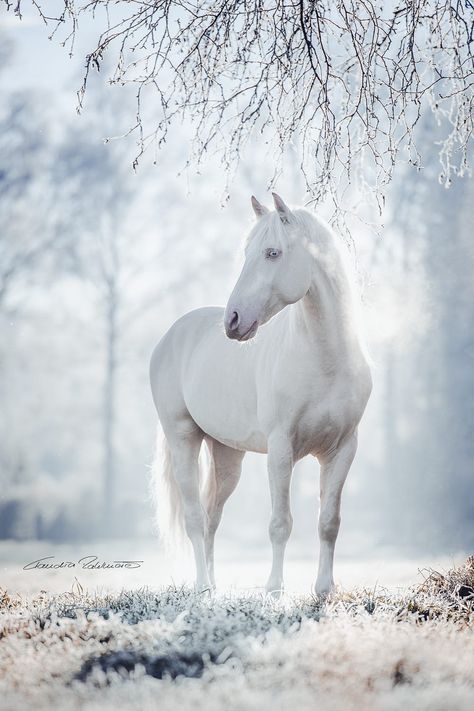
[204, 424, 267, 453]
[186, 388, 267, 453]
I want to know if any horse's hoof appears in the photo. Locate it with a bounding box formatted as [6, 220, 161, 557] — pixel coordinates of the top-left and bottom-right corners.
[265, 582, 284, 599]
[313, 581, 334, 600]
[195, 583, 213, 595]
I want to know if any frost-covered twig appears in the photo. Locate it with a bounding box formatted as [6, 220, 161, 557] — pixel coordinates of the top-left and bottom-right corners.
[5, 1, 474, 215]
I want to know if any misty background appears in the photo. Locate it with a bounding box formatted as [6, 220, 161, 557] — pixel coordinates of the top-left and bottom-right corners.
[0, 7, 473, 588]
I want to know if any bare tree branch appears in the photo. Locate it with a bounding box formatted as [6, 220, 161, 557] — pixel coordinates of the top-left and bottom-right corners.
[5, 1, 474, 215]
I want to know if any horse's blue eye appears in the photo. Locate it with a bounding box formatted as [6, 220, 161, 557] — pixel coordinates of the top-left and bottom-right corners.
[266, 248, 281, 259]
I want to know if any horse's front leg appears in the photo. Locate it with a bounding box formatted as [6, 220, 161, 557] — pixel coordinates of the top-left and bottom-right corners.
[315, 432, 358, 597]
[265, 434, 294, 595]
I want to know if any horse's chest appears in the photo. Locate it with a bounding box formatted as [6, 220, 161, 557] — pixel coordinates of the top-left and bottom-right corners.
[293, 402, 348, 457]
[266, 367, 366, 458]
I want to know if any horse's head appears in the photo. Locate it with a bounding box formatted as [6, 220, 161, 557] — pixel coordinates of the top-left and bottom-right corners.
[224, 193, 312, 341]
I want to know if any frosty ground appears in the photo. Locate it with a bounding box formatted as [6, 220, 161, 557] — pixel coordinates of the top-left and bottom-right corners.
[1, 557, 473, 711]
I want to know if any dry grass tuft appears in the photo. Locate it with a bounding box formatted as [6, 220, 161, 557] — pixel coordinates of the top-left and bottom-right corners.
[418, 556, 474, 599]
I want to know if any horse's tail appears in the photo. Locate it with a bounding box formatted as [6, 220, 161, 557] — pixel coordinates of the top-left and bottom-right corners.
[151, 429, 185, 550]
[151, 428, 211, 551]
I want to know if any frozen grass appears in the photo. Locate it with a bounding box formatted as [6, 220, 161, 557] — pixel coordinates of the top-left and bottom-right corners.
[1, 558, 473, 710]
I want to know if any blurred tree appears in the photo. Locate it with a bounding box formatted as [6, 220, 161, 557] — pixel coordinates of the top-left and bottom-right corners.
[418, 157, 474, 546]
[0, 93, 58, 309]
[0, 63, 77, 494]
[53, 111, 136, 530]
[379, 119, 474, 551]
[0, 56, 136, 531]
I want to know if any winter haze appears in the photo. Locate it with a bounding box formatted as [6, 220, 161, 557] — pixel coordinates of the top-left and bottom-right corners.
[0, 4, 473, 593]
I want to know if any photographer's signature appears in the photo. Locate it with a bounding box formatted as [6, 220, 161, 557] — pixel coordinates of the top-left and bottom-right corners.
[23, 555, 143, 571]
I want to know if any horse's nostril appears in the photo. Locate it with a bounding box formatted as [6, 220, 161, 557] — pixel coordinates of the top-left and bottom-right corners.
[229, 311, 240, 331]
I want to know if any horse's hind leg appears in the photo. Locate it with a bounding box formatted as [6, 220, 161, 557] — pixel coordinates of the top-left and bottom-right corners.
[265, 432, 294, 596]
[315, 432, 358, 596]
[203, 438, 245, 587]
[166, 425, 211, 591]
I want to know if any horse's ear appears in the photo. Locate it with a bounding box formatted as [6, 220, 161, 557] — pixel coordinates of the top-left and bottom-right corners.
[272, 193, 292, 224]
[251, 195, 269, 219]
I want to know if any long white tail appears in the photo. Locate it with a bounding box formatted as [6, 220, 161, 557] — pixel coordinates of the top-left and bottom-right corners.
[151, 428, 213, 551]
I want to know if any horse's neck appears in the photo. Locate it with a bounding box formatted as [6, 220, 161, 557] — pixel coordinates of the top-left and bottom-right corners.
[293, 241, 361, 359]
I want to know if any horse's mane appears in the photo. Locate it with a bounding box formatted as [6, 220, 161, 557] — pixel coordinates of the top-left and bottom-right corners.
[245, 210, 293, 251]
[294, 208, 371, 361]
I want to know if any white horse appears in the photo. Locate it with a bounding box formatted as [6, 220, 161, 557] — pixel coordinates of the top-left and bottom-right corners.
[150, 193, 372, 595]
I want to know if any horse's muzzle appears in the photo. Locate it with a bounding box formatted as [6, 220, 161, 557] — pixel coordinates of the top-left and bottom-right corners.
[225, 311, 258, 341]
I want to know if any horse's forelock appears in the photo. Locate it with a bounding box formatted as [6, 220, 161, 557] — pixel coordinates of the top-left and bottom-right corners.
[245, 211, 293, 252]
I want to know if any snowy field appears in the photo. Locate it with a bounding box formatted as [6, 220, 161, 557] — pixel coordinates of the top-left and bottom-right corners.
[1, 542, 474, 710]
